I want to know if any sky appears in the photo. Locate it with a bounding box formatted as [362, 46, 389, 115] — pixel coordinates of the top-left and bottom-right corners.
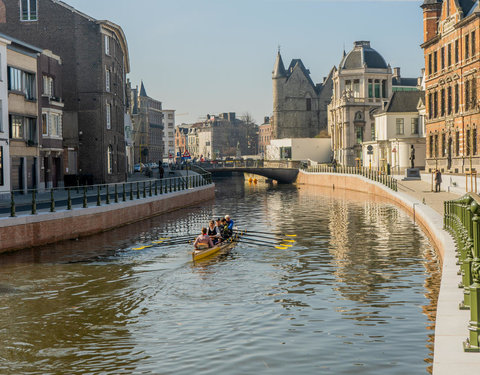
[64, 0, 425, 125]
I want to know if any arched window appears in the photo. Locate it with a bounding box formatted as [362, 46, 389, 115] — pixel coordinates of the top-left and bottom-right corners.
[107, 145, 113, 174]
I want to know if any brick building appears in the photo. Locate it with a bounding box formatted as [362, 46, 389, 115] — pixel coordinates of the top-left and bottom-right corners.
[258, 116, 272, 156]
[0, 0, 131, 183]
[421, 0, 480, 173]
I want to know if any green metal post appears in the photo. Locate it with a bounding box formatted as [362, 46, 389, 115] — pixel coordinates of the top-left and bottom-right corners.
[143, 182, 146, 198]
[97, 186, 101, 206]
[83, 187, 88, 208]
[67, 188, 72, 210]
[174, 178, 177, 192]
[123, 184, 126, 202]
[130, 183, 134, 201]
[114, 184, 119, 203]
[50, 189, 55, 212]
[465, 205, 480, 351]
[31, 190, 36, 215]
[169, 179, 172, 193]
[106, 185, 110, 205]
[10, 192, 15, 217]
[137, 182, 140, 199]
[149, 181, 152, 196]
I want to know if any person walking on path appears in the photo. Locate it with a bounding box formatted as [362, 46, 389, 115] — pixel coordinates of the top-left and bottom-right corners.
[435, 169, 442, 192]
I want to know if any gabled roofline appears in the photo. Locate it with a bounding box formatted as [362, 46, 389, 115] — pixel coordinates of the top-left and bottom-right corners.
[98, 20, 131, 73]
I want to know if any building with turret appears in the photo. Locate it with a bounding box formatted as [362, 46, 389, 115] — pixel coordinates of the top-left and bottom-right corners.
[421, 0, 480, 174]
[328, 41, 419, 166]
[272, 51, 333, 139]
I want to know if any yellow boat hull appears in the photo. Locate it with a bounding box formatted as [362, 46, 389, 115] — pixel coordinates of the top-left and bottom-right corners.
[192, 234, 239, 262]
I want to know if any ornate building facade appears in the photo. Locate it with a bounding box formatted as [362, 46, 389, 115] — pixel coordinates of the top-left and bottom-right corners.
[272, 51, 333, 139]
[421, 0, 480, 173]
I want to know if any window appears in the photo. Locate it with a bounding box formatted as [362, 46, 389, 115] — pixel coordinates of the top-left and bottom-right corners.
[26, 117, 36, 144]
[434, 51, 438, 73]
[368, 79, 373, 98]
[0, 146, 3, 186]
[42, 113, 48, 135]
[105, 35, 110, 56]
[441, 88, 445, 116]
[441, 47, 445, 70]
[8, 67, 36, 100]
[43, 75, 54, 97]
[434, 134, 439, 157]
[466, 80, 471, 111]
[448, 44, 452, 66]
[106, 69, 110, 92]
[371, 124, 375, 141]
[455, 84, 459, 113]
[107, 145, 113, 174]
[455, 40, 459, 63]
[345, 80, 351, 93]
[355, 126, 363, 144]
[382, 80, 387, 98]
[428, 54, 432, 75]
[306, 98, 312, 111]
[448, 86, 452, 115]
[353, 80, 360, 97]
[396, 118, 404, 135]
[433, 91, 438, 118]
[456, 131, 460, 156]
[168, 114, 174, 119]
[106, 103, 111, 129]
[51, 114, 61, 137]
[466, 34, 470, 59]
[429, 135, 434, 157]
[168, 123, 174, 128]
[467, 129, 471, 156]
[474, 128, 478, 155]
[20, 0, 37, 21]
[428, 93, 433, 119]
[411, 118, 419, 135]
[473, 78, 477, 109]
[9, 115, 24, 139]
[374, 80, 380, 98]
[442, 133, 446, 157]
[473, 31, 476, 56]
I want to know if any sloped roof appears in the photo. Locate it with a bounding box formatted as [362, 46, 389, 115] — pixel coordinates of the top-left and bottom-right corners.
[459, 0, 477, 15]
[392, 77, 418, 87]
[140, 81, 147, 97]
[286, 59, 318, 93]
[272, 52, 287, 78]
[385, 91, 425, 113]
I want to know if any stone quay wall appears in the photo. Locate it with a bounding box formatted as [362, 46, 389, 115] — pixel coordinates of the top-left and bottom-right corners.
[0, 185, 215, 254]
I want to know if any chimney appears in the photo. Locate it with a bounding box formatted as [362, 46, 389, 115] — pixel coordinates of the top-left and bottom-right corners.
[421, 1, 442, 44]
[393, 67, 401, 79]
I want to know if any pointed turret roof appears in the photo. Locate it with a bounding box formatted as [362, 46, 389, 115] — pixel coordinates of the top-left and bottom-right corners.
[272, 51, 287, 78]
[140, 81, 148, 97]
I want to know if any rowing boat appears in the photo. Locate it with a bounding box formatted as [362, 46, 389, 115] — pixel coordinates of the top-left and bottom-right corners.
[192, 231, 240, 262]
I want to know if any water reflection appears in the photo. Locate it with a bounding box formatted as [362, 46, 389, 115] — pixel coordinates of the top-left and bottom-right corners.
[0, 177, 440, 374]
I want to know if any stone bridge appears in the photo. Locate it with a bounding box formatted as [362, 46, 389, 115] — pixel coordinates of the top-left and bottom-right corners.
[193, 160, 301, 184]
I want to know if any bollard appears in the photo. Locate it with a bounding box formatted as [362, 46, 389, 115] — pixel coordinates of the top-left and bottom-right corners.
[50, 189, 55, 212]
[130, 183, 134, 200]
[123, 184, 126, 202]
[137, 182, 140, 199]
[169, 179, 172, 193]
[97, 186, 101, 206]
[155, 181, 158, 195]
[164, 180, 168, 194]
[143, 182, 146, 198]
[149, 181, 152, 197]
[67, 188, 72, 210]
[10, 192, 15, 217]
[115, 184, 119, 203]
[106, 185, 110, 205]
[83, 186, 88, 208]
[174, 178, 177, 192]
[31, 189, 37, 215]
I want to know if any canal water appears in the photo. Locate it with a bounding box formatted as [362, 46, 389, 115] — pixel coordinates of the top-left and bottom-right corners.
[0, 176, 440, 374]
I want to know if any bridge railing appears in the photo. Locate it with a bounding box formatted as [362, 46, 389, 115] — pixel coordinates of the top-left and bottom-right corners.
[195, 160, 302, 169]
[302, 164, 398, 192]
[2, 172, 213, 218]
[444, 194, 480, 352]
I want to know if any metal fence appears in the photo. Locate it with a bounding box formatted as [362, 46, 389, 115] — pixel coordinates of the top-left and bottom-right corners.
[302, 164, 398, 192]
[5, 173, 213, 218]
[444, 194, 480, 352]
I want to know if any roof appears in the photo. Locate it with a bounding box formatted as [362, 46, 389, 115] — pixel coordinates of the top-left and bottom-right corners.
[140, 81, 147, 97]
[340, 41, 388, 70]
[272, 51, 286, 78]
[392, 77, 418, 87]
[286, 59, 318, 93]
[459, 0, 477, 15]
[380, 91, 425, 113]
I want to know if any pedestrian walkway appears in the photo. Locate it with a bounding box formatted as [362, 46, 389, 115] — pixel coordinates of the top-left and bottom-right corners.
[396, 179, 461, 215]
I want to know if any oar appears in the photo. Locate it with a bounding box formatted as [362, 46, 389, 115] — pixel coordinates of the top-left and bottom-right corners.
[133, 237, 195, 250]
[233, 232, 283, 241]
[237, 229, 297, 237]
[233, 238, 292, 250]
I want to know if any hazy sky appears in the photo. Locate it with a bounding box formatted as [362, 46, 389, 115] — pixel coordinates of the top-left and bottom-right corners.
[64, 0, 425, 124]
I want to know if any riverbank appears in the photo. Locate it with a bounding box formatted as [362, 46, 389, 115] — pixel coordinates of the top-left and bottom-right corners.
[0, 184, 215, 254]
[296, 170, 478, 375]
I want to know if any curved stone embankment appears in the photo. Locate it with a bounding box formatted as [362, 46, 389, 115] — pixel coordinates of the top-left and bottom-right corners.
[0, 185, 215, 254]
[296, 171, 477, 375]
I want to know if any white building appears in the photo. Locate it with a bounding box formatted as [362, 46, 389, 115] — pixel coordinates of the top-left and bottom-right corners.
[162, 109, 175, 159]
[362, 91, 426, 173]
[266, 138, 331, 163]
[0, 35, 10, 195]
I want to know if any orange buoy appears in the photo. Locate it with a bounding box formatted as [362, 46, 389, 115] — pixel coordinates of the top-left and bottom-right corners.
[248, 177, 253, 183]
[253, 179, 258, 184]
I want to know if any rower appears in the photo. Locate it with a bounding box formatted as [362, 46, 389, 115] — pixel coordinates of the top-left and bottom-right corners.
[193, 228, 214, 249]
[225, 215, 234, 231]
[215, 218, 224, 241]
[207, 220, 221, 245]
[222, 217, 232, 239]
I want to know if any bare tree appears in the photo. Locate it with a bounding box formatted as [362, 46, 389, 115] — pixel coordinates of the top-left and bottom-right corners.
[240, 112, 255, 125]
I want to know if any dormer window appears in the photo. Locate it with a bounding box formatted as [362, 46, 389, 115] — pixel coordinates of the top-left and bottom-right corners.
[20, 0, 37, 21]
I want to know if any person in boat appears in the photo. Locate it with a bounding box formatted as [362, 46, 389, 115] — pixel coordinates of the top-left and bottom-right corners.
[225, 215, 234, 231]
[215, 218, 224, 241]
[222, 216, 234, 239]
[207, 220, 222, 245]
[193, 227, 214, 249]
